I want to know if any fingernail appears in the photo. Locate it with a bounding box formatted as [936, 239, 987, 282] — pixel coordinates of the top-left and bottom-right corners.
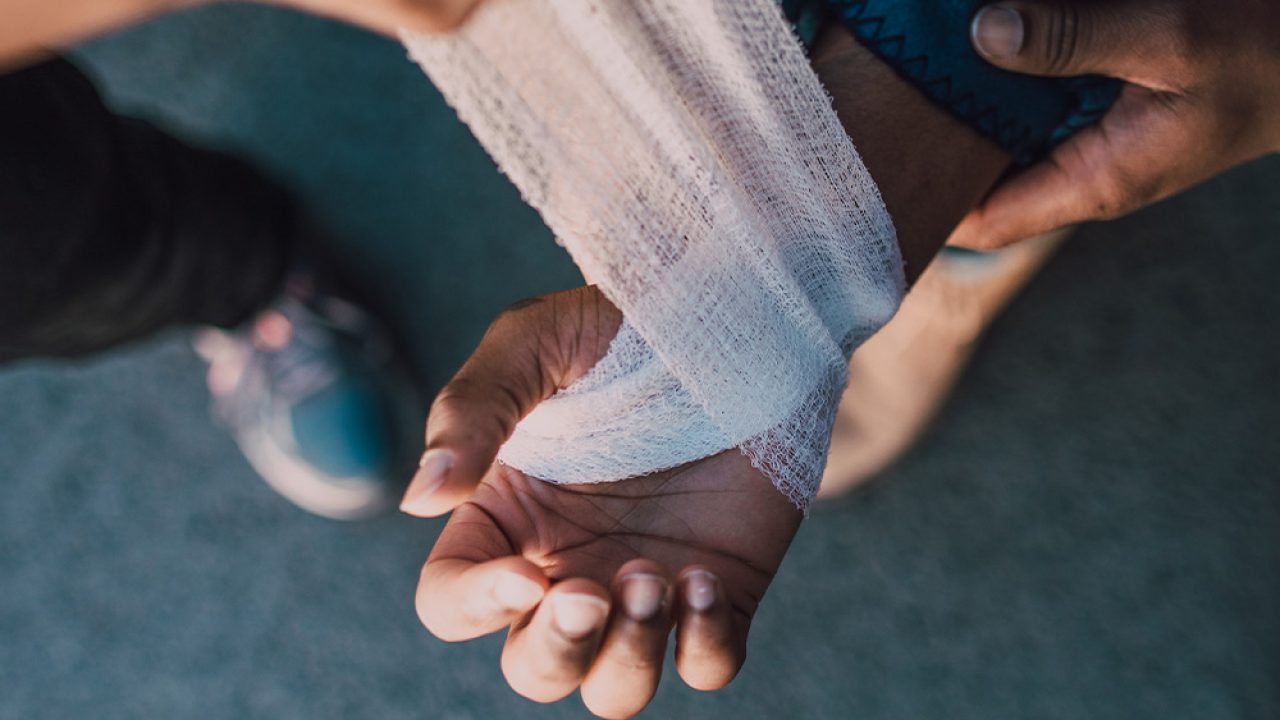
[971, 5, 1024, 60]
[493, 573, 544, 611]
[682, 570, 717, 613]
[399, 449, 453, 515]
[620, 573, 667, 621]
[551, 594, 609, 639]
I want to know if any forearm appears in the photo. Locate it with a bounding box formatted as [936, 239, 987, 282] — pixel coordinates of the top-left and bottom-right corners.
[812, 24, 1012, 283]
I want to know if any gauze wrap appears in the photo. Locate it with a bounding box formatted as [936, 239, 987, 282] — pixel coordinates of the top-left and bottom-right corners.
[403, 0, 905, 510]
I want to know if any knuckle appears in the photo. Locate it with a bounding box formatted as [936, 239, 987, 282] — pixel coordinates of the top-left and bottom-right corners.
[494, 295, 547, 324]
[431, 376, 481, 410]
[1041, 2, 1086, 75]
[431, 373, 521, 431]
[427, 380, 494, 437]
[1089, 171, 1151, 220]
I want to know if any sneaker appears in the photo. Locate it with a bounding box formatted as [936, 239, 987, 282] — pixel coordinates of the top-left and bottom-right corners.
[194, 274, 406, 520]
[819, 229, 1071, 499]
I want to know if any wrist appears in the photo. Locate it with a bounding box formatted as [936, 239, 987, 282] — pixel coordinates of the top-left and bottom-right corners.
[811, 25, 1011, 282]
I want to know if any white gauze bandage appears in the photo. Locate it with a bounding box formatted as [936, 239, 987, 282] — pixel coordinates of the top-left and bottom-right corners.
[404, 0, 905, 510]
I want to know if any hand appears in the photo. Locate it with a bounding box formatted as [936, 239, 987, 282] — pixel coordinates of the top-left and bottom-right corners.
[399, 287, 803, 719]
[949, 0, 1280, 250]
[258, 0, 482, 35]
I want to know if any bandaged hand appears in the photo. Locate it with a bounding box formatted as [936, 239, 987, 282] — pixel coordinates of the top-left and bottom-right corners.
[399, 286, 802, 719]
[950, 0, 1280, 250]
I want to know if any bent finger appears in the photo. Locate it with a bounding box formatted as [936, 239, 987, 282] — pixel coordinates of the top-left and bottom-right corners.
[416, 552, 548, 642]
[674, 568, 744, 692]
[950, 89, 1195, 250]
[501, 579, 612, 703]
[415, 499, 545, 641]
[948, 147, 1093, 250]
[579, 560, 676, 719]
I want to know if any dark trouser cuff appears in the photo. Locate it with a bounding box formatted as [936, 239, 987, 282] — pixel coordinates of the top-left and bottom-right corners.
[0, 57, 296, 362]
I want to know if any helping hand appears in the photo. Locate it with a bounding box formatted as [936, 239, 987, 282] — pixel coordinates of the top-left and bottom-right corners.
[399, 287, 802, 719]
[950, 0, 1280, 249]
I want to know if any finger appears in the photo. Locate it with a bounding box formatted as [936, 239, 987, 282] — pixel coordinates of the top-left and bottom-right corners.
[674, 568, 743, 691]
[416, 500, 545, 641]
[416, 555, 548, 642]
[948, 146, 1089, 249]
[501, 579, 612, 703]
[400, 288, 622, 517]
[949, 87, 1195, 250]
[580, 560, 676, 719]
[970, 1, 1187, 84]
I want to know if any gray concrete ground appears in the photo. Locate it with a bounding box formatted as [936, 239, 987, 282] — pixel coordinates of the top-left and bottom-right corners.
[1, 6, 1277, 719]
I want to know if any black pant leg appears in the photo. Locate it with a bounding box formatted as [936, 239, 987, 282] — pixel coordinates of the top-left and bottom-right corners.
[0, 56, 296, 362]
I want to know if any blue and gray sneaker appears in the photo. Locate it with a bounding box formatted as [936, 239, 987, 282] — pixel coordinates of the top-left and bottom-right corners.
[194, 275, 407, 520]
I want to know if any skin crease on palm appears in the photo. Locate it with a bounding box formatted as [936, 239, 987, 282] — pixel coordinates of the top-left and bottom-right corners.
[0, 0, 1002, 716]
[4, 0, 1274, 716]
[408, 288, 805, 719]
[405, 26, 1013, 720]
[411, 2, 1280, 709]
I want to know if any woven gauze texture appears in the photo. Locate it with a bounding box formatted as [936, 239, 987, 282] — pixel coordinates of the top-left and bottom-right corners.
[404, 0, 905, 510]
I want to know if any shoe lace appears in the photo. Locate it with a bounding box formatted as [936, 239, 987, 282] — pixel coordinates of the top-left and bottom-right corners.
[261, 297, 344, 403]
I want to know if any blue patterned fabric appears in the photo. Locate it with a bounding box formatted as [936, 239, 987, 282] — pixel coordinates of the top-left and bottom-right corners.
[779, 0, 1121, 165]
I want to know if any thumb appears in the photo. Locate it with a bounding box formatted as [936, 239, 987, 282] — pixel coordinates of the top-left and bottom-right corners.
[399, 288, 622, 517]
[949, 85, 1195, 249]
[970, 1, 1164, 81]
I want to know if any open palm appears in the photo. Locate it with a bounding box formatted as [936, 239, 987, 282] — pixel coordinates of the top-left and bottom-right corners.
[400, 287, 802, 718]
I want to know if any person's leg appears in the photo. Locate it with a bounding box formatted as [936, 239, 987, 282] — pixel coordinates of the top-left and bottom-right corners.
[820, 229, 1068, 497]
[0, 55, 294, 362]
[0, 56, 405, 519]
